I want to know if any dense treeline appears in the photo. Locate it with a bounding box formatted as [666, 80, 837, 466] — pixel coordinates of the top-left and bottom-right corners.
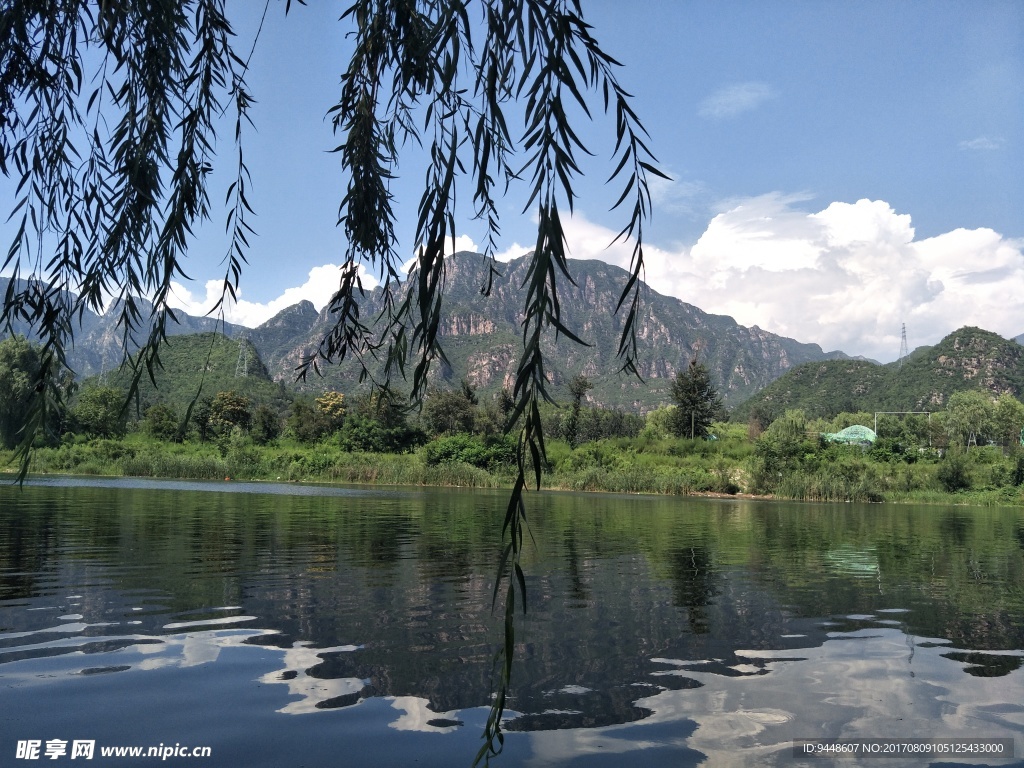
[4, 335, 1024, 506]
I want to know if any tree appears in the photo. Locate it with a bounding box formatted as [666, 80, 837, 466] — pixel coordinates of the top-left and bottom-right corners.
[192, 397, 214, 443]
[1, 4, 662, 758]
[423, 387, 477, 436]
[563, 374, 592, 448]
[336, 392, 424, 452]
[944, 390, 993, 448]
[0, 335, 69, 449]
[750, 409, 812, 493]
[315, 391, 347, 431]
[937, 448, 972, 492]
[252, 404, 282, 445]
[287, 397, 327, 444]
[0, 335, 41, 448]
[669, 359, 723, 440]
[144, 404, 180, 441]
[640, 405, 676, 441]
[576, 405, 644, 442]
[209, 391, 252, 434]
[747, 403, 777, 440]
[71, 386, 127, 439]
[992, 393, 1024, 448]
[497, 388, 515, 420]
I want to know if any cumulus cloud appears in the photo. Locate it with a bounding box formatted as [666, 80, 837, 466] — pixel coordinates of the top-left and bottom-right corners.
[173, 234, 486, 329]
[168, 199, 1024, 361]
[494, 240, 531, 263]
[553, 197, 1024, 362]
[168, 263, 379, 328]
[698, 82, 777, 119]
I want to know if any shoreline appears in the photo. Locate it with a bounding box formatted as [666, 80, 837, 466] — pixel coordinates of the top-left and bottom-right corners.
[3, 465, 1010, 509]
[5, 430, 1022, 509]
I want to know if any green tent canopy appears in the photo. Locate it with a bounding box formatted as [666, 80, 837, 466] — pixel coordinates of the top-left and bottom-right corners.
[822, 425, 877, 445]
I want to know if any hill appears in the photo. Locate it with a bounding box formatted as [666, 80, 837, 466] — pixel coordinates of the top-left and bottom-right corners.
[732, 326, 1024, 420]
[101, 333, 289, 415]
[250, 251, 849, 410]
[0, 277, 245, 378]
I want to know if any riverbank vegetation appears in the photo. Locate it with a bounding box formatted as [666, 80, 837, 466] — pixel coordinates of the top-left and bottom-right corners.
[4, 395, 1024, 508]
[4, 335, 1024, 506]
[5, 420, 1024, 507]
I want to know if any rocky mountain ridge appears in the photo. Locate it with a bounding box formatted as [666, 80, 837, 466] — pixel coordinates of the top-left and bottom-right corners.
[247, 251, 851, 410]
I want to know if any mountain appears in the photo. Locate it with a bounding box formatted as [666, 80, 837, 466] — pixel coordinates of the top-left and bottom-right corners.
[247, 299, 319, 379]
[1, 254, 860, 411]
[0, 277, 245, 377]
[732, 326, 1024, 420]
[249, 251, 850, 410]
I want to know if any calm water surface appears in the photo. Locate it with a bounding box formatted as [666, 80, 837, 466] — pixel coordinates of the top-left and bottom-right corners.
[1, 478, 1023, 767]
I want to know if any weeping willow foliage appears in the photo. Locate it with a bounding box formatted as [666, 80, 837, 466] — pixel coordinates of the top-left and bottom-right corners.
[1, 1, 664, 761]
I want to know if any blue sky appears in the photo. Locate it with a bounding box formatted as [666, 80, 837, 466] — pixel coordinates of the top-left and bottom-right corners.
[6, 1, 1024, 362]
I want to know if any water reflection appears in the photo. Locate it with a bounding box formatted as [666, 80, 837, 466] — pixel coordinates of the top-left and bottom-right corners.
[1, 481, 1023, 767]
[259, 641, 365, 714]
[667, 546, 717, 634]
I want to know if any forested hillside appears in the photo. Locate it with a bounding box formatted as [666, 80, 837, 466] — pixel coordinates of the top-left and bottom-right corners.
[733, 327, 1024, 420]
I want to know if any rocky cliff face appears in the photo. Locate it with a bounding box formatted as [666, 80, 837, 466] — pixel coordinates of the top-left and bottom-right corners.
[924, 327, 1024, 403]
[1, 255, 857, 409]
[248, 300, 320, 376]
[249, 251, 848, 410]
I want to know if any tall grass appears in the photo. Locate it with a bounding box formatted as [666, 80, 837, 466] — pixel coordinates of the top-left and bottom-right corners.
[5, 429, 1022, 508]
[121, 453, 229, 479]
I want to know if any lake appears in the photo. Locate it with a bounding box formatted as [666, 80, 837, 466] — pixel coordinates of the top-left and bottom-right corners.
[1, 478, 1023, 766]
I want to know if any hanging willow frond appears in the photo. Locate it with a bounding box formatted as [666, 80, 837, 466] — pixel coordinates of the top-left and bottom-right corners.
[0, 1, 664, 761]
[1, 0, 254, 476]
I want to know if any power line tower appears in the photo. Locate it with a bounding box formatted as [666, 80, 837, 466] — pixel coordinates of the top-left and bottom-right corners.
[235, 333, 249, 378]
[897, 323, 909, 370]
[99, 348, 110, 385]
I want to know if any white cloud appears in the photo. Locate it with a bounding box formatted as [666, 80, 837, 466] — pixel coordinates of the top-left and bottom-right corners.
[959, 136, 1004, 151]
[494, 241, 531, 263]
[698, 82, 777, 119]
[168, 200, 1024, 360]
[554, 197, 1024, 362]
[447, 234, 479, 255]
[168, 263, 379, 328]
[172, 233, 494, 330]
[179, 235, 487, 329]
[403, 234, 484, 274]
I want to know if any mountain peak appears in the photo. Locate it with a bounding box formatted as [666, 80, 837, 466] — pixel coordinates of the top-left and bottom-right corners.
[253, 255, 851, 409]
[256, 300, 318, 331]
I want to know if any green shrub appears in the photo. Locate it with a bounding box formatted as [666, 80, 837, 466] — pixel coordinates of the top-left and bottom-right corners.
[337, 414, 425, 453]
[424, 434, 490, 468]
[1014, 453, 1024, 487]
[562, 441, 621, 472]
[937, 451, 972, 492]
